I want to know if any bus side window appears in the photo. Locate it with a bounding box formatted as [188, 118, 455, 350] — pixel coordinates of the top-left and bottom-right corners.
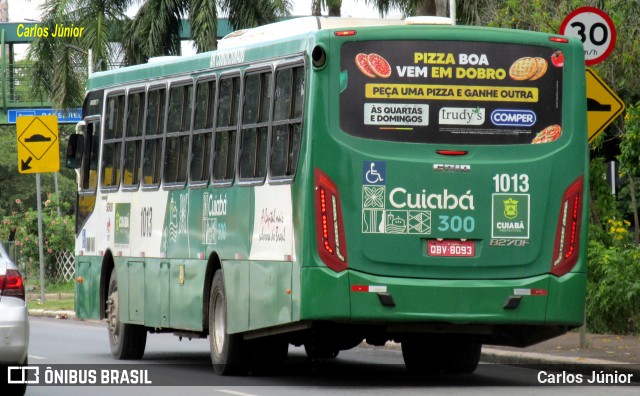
[123, 90, 145, 189]
[191, 78, 216, 184]
[101, 94, 125, 189]
[270, 65, 304, 181]
[164, 83, 192, 186]
[142, 87, 166, 187]
[81, 119, 100, 191]
[239, 71, 271, 183]
[213, 75, 240, 184]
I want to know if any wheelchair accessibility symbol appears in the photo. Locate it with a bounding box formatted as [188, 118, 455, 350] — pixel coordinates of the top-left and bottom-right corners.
[363, 161, 386, 185]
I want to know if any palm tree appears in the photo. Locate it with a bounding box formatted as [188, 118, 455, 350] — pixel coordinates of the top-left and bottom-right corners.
[28, 0, 291, 109]
[311, 0, 341, 16]
[27, 0, 133, 109]
[364, 0, 488, 24]
[124, 0, 291, 65]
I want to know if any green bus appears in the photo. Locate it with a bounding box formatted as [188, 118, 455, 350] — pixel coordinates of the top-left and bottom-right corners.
[67, 15, 588, 375]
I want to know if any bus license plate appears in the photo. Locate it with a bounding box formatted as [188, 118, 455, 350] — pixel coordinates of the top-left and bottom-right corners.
[427, 240, 475, 257]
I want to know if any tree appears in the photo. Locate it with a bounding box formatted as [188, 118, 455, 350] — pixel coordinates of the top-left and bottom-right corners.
[27, 0, 133, 110]
[123, 0, 292, 65]
[363, 0, 482, 22]
[312, 0, 341, 16]
[28, 0, 292, 107]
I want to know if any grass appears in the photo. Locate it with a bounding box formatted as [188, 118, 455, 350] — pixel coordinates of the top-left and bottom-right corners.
[25, 278, 75, 311]
[24, 278, 75, 293]
[27, 296, 75, 312]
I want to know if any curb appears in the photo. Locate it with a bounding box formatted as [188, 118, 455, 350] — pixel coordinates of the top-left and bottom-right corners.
[369, 342, 640, 382]
[28, 309, 76, 320]
[482, 348, 640, 381]
[26, 293, 74, 301]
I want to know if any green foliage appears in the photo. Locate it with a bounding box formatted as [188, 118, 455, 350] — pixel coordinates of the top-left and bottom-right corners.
[588, 157, 621, 242]
[587, 238, 640, 334]
[0, 194, 75, 281]
[622, 103, 640, 168]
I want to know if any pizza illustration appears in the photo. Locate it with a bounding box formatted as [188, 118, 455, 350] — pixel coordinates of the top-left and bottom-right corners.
[509, 57, 548, 81]
[355, 53, 376, 78]
[532, 124, 562, 144]
[529, 57, 548, 81]
[355, 53, 391, 78]
[367, 53, 391, 78]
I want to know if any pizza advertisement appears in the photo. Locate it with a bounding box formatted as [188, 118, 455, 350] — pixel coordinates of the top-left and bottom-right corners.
[339, 41, 564, 145]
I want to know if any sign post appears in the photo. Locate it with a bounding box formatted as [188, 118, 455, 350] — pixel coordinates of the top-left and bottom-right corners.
[585, 68, 625, 143]
[15, 115, 60, 303]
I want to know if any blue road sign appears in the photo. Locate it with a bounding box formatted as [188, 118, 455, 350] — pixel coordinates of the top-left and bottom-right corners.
[8, 108, 82, 124]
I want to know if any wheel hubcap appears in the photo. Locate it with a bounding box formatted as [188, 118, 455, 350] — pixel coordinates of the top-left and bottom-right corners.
[212, 291, 225, 355]
[106, 291, 119, 340]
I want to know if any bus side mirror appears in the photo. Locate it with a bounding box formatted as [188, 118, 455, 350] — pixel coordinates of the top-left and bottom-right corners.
[66, 133, 85, 169]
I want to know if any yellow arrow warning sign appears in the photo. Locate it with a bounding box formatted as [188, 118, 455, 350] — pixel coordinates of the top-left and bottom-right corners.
[16, 115, 60, 174]
[586, 68, 625, 143]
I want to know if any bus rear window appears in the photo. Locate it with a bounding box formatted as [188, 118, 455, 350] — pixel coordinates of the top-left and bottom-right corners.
[340, 41, 563, 145]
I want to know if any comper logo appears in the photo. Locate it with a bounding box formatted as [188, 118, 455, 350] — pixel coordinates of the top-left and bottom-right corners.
[490, 109, 536, 127]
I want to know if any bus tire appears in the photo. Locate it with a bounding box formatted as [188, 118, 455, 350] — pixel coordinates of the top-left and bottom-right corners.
[304, 342, 339, 359]
[209, 270, 250, 375]
[401, 336, 481, 375]
[401, 336, 444, 375]
[251, 336, 289, 375]
[442, 340, 481, 374]
[106, 269, 147, 360]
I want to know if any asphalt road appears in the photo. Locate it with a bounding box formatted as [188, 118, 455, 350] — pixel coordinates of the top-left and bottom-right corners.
[18, 317, 639, 395]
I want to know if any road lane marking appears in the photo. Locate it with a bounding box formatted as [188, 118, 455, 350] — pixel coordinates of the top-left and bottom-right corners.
[215, 390, 258, 396]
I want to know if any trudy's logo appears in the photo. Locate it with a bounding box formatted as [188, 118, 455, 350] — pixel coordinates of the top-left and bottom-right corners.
[491, 109, 536, 127]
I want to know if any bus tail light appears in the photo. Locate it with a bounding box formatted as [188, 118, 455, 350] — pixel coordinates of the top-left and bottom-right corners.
[0, 269, 26, 300]
[334, 30, 357, 37]
[314, 168, 348, 272]
[549, 36, 569, 43]
[551, 176, 584, 276]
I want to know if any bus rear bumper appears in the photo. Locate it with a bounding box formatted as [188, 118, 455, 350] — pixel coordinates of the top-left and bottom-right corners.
[301, 267, 586, 328]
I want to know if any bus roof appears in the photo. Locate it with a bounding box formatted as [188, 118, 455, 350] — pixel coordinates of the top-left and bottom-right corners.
[217, 16, 459, 49]
[86, 16, 572, 92]
[87, 17, 413, 91]
[217, 17, 409, 49]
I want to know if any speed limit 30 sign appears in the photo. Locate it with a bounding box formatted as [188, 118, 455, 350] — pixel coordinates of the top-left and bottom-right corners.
[560, 6, 616, 66]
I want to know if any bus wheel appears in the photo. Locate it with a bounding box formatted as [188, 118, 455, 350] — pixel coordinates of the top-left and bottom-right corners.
[442, 340, 481, 374]
[401, 336, 481, 375]
[304, 342, 339, 359]
[106, 269, 147, 360]
[401, 336, 444, 375]
[251, 336, 289, 375]
[209, 270, 249, 375]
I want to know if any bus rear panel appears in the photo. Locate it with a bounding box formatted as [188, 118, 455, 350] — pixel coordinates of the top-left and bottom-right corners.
[302, 25, 587, 348]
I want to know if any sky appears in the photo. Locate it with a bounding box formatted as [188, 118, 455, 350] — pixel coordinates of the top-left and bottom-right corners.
[7, 0, 401, 22]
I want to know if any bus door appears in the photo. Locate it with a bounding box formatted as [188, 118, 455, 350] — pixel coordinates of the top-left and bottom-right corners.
[67, 115, 101, 234]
